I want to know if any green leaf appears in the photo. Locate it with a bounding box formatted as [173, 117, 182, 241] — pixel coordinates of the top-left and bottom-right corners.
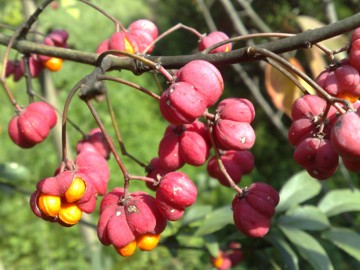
[276, 170, 322, 212]
[195, 205, 233, 236]
[203, 235, 220, 258]
[267, 233, 299, 270]
[318, 189, 360, 216]
[278, 205, 330, 231]
[0, 162, 31, 182]
[62, 0, 81, 19]
[322, 227, 360, 261]
[182, 205, 213, 226]
[279, 225, 333, 270]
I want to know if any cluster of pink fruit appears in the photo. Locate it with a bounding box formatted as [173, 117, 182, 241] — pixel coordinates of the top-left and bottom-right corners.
[30, 138, 110, 226]
[289, 27, 360, 179]
[96, 19, 158, 54]
[5, 18, 282, 260]
[5, 29, 68, 81]
[97, 171, 197, 256]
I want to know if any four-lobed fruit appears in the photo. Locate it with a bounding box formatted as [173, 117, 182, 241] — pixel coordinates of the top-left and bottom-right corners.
[176, 60, 224, 107]
[97, 188, 167, 254]
[158, 121, 211, 170]
[293, 137, 339, 180]
[159, 81, 207, 125]
[8, 101, 57, 148]
[155, 172, 197, 221]
[30, 170, 97, 226]
[315, 60, 360, 103]
[232, 182, 279, 238]
[288, 94, 336, 146]
[213, 98, 256, 151]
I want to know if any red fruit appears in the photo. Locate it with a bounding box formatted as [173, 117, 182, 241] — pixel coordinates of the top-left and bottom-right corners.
[207, 150, 254, 187]
[154, 198, 185, 221]
[199, 31, 232, 53]
[293, 137, 339, 180]
[47, 29, 69, 47]
[179, 129, 210, 166]
[315, 61, 360, 102]
[8, 108, 50, 147]
[75, 151, 110, 196]
[131, 29, 155, 52]
[5, 60, 15, 77]
[217, 98, 255, 123]
[159, 82, 207, 125]
[213, 119, 256, 150]
[109, 32, 138, 54]
[288, 95, 336, 146]
[128, 19, 158, 40]
[27, 102, 57, 128]
[232, 182, 279, 238]
[13, 61, 24, 81]
[97, 189, 167, 249]
[8, 116, 36, 148]
[349, 48, 360, 72]
[176, 60, 224, 106]
[158, 128, 184, 170]
[124, 192, 167, 236]
[96, 39, 110, 54]
[76, 128, 111, 159]
[156, 172, 197, 210]
[331, 110, 360, 160]
[145, 157, 172, 191]
[342, 158, 360, 172]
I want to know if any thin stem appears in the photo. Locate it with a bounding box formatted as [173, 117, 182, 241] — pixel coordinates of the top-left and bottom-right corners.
[143, 23, 204, 54]
[206, 118, 243, 195]
[61, 79, 85, 163]
[247, 46, 347, 114]
[202, 33, 333, 57]
[266, 58, 310, 95]
[129, 175, 155, 183]
[99, 49, 174, 82]
[98, 75, 160, 100]
[104, 90, 147, 167]
[85, 99, 130, 198]
[22, 55, 36, 102]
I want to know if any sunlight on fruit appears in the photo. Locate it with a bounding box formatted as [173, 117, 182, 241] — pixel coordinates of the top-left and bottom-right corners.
[37, 193, 61, 217]
[65, 176, 86, 203]
[115, 240, 137, 257]
[136, 233, 161, 251]
[58, 203, 82, 225]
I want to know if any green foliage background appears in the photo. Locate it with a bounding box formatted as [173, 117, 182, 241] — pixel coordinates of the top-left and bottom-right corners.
[1, 0, 360, 269]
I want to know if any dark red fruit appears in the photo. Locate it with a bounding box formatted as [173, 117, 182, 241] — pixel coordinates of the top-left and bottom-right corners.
[288, 95, 336, 146]
[232, 182, 279, 238]
[207, 150, 254, 187]
[331, 110, 360, 160]
[145, 157, 172, 191]
[315, 60, 360, 103]
[97, 188, 167, 249]
[293, 137, 339, 180]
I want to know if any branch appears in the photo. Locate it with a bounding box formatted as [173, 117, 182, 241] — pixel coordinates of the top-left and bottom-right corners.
[0, 13, 359, 71]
